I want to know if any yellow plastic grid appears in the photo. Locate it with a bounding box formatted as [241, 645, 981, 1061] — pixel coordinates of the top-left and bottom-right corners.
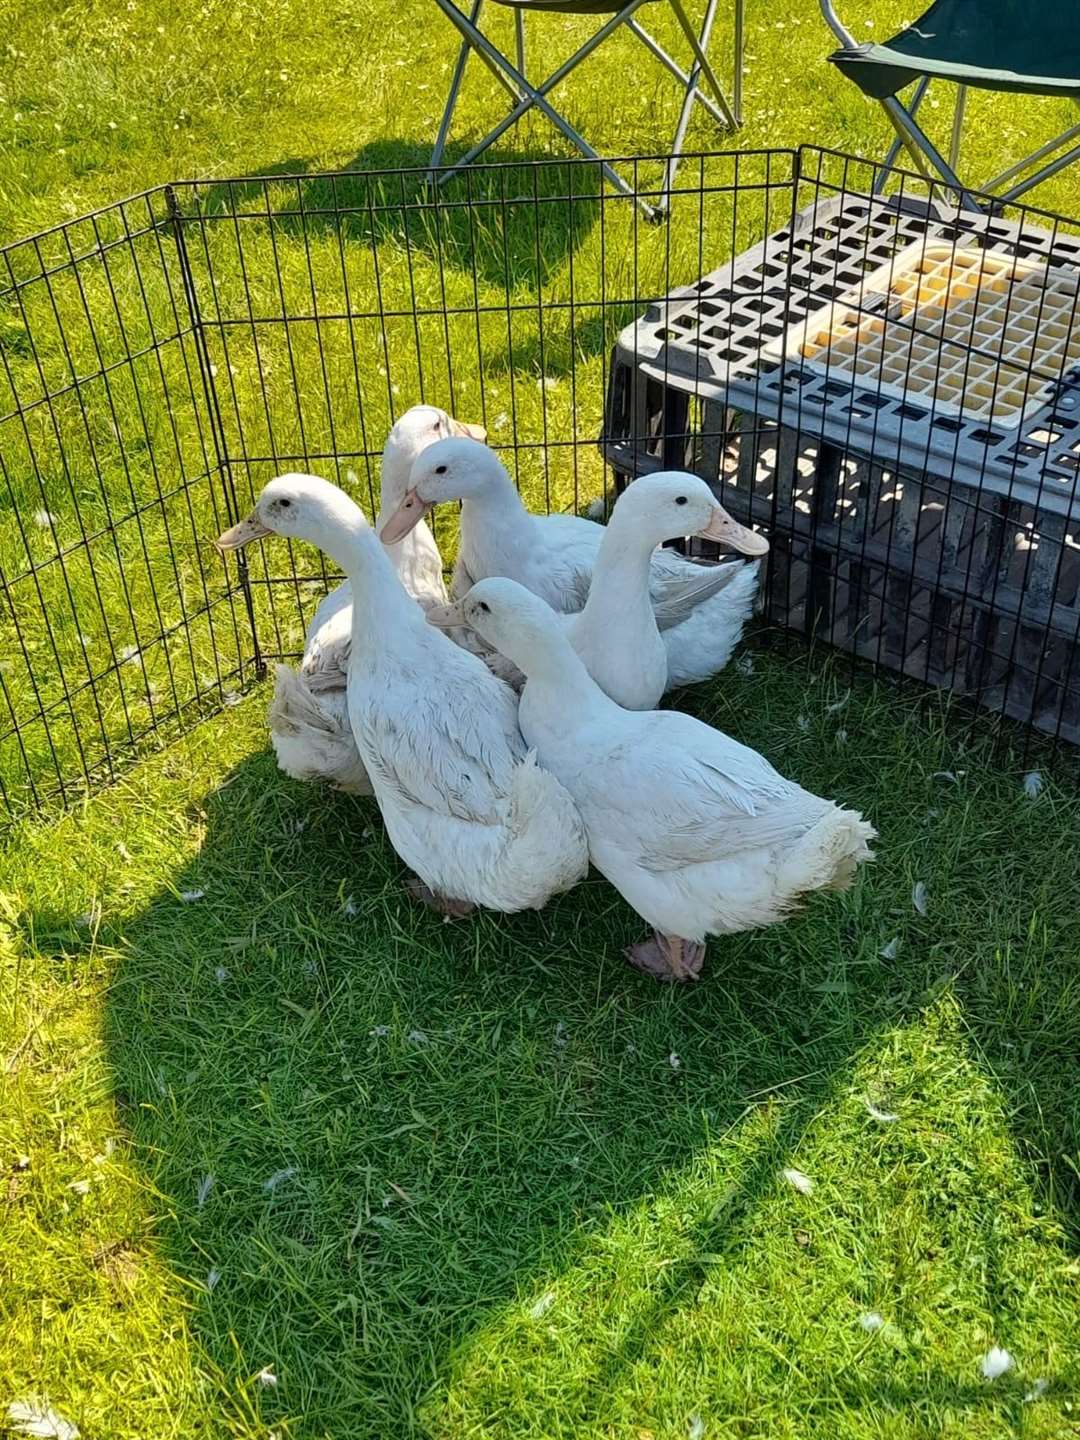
[772, 243, 1080, 428]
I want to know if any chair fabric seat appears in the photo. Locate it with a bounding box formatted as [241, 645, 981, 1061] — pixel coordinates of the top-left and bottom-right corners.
[829, 0, 1080, 101]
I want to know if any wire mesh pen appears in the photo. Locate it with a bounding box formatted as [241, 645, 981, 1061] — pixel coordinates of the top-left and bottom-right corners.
[1, 146, 1079, 826]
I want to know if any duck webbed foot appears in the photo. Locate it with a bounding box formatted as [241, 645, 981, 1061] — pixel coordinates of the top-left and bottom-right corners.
[405, 873, 476, 919]
[624, 931, 705, 984]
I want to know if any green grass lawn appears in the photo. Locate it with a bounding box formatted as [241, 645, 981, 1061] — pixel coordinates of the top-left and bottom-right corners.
[3, 0, 1080, 1435]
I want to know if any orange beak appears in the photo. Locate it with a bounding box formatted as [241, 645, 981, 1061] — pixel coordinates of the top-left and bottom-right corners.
[379, 488, 431, 546]
[214, 512, 272, 551]
[449, 417, 487, 442]
[425, 601, 467, 630]
[696, 505, 769, 556]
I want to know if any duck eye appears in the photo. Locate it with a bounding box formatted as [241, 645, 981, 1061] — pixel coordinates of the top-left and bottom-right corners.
[279, 498, 291, 509]
[435, 464, 448, 475]
[675, 496, 688, 506]
[479, 601, 490, 614]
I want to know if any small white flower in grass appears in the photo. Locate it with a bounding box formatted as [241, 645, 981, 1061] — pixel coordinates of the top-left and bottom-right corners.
[206, 1266, 221, 1291]
[32, 508, 57, 529]
[1023, 771, 1043, 799]
[16, 1155, 30, 1171]
[255, 1366, 277, 1387]
[1024, 1378, 1049, 1402]
[529, 1290, 555, 1319]
[213, 965, 229, 983]
[67, 1178, 90, 1195]
[879, 937, 900, 960]
[179, 889, 205, 903]
[912, 881, 928, 916]
[669, 1052, 681, 1071]
[980, 1347, 1013, 1380]
[107, 120, 117, 130]
[7, 1401, 80, 1439]
[196, 1174, 214, 1209]
[687, 1415, 705, 1440]
[864, 1098, 899, 1123]
[263, 1166, 297, 1192]
[342, 895, 358, 917]
[782, 1167, 814, 1196]
[859, 1311, 885, 1331]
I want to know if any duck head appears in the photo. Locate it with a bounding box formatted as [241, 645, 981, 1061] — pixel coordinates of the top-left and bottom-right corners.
[611, 472, 769, 556]
[379, 436, 506, 545]
[215, 472, 371, 566]
[381, 406, 487, 512]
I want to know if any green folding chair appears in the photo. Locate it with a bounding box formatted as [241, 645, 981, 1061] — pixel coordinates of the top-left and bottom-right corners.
[428, 0, 744, 221]
[820, 0, 1080, 208]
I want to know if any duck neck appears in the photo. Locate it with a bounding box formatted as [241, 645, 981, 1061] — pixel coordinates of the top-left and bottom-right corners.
[579, 525, 658, 635]
[318, 508, 423, 647]
[461, 475, 535, 548]
[518, 623, 613, 715]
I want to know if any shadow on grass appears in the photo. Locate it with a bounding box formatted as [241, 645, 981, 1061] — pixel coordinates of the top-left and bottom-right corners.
[86, 687, 1080, 1435]
[192, 139, 605, 295]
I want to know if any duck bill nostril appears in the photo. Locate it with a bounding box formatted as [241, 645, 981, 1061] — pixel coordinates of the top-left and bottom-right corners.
[214, 512, 272, 551]
[379, 489, 432, 545]
[696, 507, 770, 557]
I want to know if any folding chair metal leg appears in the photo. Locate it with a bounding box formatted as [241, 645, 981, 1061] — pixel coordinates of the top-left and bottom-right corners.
[428, 0, 655, 212]
[430, 0, 486, 175]
[880, 94, 982, 208]
[732, 0, 744, 125]
[657, 0, 722, 210]
[667, 0, 736, 128]
[949, 84, 967, 174]
[872, 75, 930, 194]
[985, 103, 1080, 197]
[514, 8, 526, 79]
[626, 19, 730, 127]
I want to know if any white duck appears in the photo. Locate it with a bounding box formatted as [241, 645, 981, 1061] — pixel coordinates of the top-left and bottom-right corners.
[266, 405, 486, 792]
[435, 578, 875, 981]
[216, 476, 588, 915]
[379, 437, 765, 638]
[431, 472, 767, 708]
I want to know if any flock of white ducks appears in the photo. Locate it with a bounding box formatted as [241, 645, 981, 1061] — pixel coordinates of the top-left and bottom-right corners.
[216, 403, 873, 982]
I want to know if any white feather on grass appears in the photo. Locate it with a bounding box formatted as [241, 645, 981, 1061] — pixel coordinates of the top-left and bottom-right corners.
[529, 1291, 555, 1319]
[782, 1167, 814, 1196]
[859, 1312, 885, 1332]
[179, 889, 205, 903]
[206, 1266, 221, 1291]
[196, 1174, 214, 1209]
[255, 1367, 277, 1387]
[1022, 771, 1043, 799]
[669, 1053, 682, 1071]
[1024, 1378, 1048, 1402]
[912, 881, 929, 916]
[7, 1401, 80, 1439]
[263, 1166, 297, 1192]
[879, 937, 900, 960]
[688, 1415, 705, 1440]
[864, 1098, 899, 1123]
[980, 1347, 1013, 1380]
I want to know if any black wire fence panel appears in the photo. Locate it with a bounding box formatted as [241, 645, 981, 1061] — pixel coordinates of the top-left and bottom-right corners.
[1, 148, 1078, 823]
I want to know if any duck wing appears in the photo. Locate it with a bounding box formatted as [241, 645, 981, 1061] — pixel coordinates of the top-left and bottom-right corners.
[582, 711, 829, 873]
[357, 660, 526, 824]
[650, 560, 750, 632]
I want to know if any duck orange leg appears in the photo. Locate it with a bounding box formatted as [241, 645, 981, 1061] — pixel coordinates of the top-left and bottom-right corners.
[625, 931, 706, 983]
[405, 874, 476, 918]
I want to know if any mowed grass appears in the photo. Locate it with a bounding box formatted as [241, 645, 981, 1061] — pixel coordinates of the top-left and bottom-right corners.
[4, 0, 1080, 1435]
[4, 653, 1080, 1438]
